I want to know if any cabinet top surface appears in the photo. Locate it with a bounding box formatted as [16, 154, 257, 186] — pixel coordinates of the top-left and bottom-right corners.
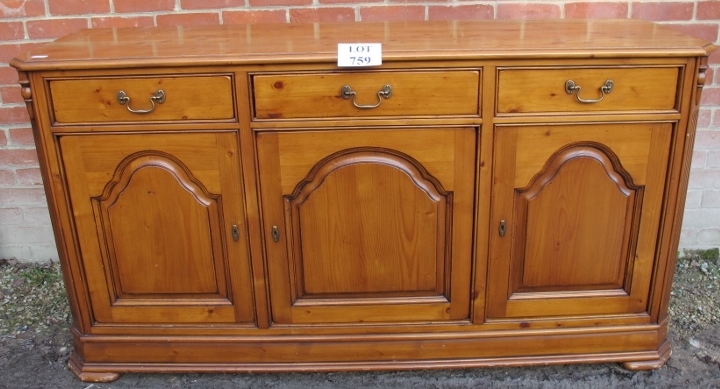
[11, 19, 715, 71]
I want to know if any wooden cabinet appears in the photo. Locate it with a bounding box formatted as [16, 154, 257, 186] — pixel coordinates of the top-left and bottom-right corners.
[10, 20, 714, 382]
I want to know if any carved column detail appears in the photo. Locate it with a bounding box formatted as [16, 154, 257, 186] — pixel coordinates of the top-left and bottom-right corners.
[18, 71, 35, 121]
[695, 56, 709, 105]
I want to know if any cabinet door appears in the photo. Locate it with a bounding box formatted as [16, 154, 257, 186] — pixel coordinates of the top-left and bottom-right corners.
[256, 128, 476, 325]
[60, 132, 255, 325]
[487, 123, 671, 319]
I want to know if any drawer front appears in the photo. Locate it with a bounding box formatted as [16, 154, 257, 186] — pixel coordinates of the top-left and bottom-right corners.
[496, 67, 679, 114]
[50, 75, 235, 123]
[253, 70, 480, 119]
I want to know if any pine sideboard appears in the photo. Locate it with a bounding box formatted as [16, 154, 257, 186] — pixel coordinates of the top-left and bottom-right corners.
[10, 20, 715, 382]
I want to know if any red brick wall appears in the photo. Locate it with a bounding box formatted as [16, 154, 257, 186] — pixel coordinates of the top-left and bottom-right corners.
[0, 0, 718, 261]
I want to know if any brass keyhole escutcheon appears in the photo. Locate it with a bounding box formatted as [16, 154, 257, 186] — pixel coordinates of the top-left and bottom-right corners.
[231, 225, 240, 242]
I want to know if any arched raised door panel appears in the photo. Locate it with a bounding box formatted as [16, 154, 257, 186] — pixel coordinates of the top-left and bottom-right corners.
[512, 142, 643, 295]
[256, 128, 476, 326]
[94, 151, 228, 300]
[284, 148, 452, 301]
[59, 133, 255, 325]
[487, 123, 672, 319]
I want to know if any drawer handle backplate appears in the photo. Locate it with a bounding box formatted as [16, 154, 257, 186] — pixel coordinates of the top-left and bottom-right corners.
[565, 79, 613, 104]
[340, 84, 392, 109]
[116, 89, 166, 114]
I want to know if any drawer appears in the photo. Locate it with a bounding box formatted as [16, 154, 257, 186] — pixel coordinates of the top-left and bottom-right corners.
[49, 75, 235, 123]
[496, 67, 679, 114]
[252, 70, 480, 119]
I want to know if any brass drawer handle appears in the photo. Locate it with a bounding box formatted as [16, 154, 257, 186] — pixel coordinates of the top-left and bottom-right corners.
[565, 79, 613, 104]
[116, 89, 166, 114]
[340, 84, 392, 109]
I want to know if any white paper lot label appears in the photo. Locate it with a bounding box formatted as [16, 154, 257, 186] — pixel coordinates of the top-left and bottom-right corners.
[337, 43, 382, 67]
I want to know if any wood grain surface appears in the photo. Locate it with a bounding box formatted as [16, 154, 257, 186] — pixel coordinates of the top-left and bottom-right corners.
[10, 20, 714, 71]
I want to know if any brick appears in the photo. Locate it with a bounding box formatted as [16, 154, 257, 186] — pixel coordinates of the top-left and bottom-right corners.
[428, 5, 494, 21]
[699, 108, 712, 128]
[388, 0, 446, 3]
[692, 150, 707, 168]
[0, 149, 38, 166]
[706, 67, 715, 88]
[631, 2, 693, 21]
[663, 23, 719, 44]
[8, 128, 34, 146]
[695, 130, 720, 150]
[16, 168, 42, 186]
[0, 243, 36, 262]
[708, 151, 720, 168]
[565, 2, 628, 19]
[250, 0, 311, 7]
[91, 16, 155, 28]
[0, 42, 44, 63]
[0, 66, 19, 85]
[701, 87, 720, 106]
[290, 8, 356, 23]
[0, 106, 30, 125]
[115, 0, 175, 13]
[360, 6, 424, 22]
[181, 0, 245, 9]
[0, 86, 23, 105]
[0, 21, 24, 41]
[497, 3, 561, 20]
[23, 207, 52, 224]
[0, 246, 31, 261]
[685, 189, 703, 208]
[0, 188, 48, 206]
[698, 1, 720, 20]
[0, 208, 23, 224]
[0, 130, 6, 146]
[688, 170, 720, 189]
[0, 44, 22, 62]
[156, 13, 220, 26]
[0, 0, 45, 19]
[0, 225, 55, 244]
[29, 245, 59, 262]
[48, 0, 110, 16]
[678, 227, 698, 247]
[0, 169, 13, 186]
[682, 208, 720, 227]
[27, 18, 89, 40]
[714, 110, 720, 126]
[711, 50, 720, 67]
[697, 228, 720, 245]
[701, 190, 720, 207]
[322, 0, 381, 5]
[223, 10, 288, 24]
